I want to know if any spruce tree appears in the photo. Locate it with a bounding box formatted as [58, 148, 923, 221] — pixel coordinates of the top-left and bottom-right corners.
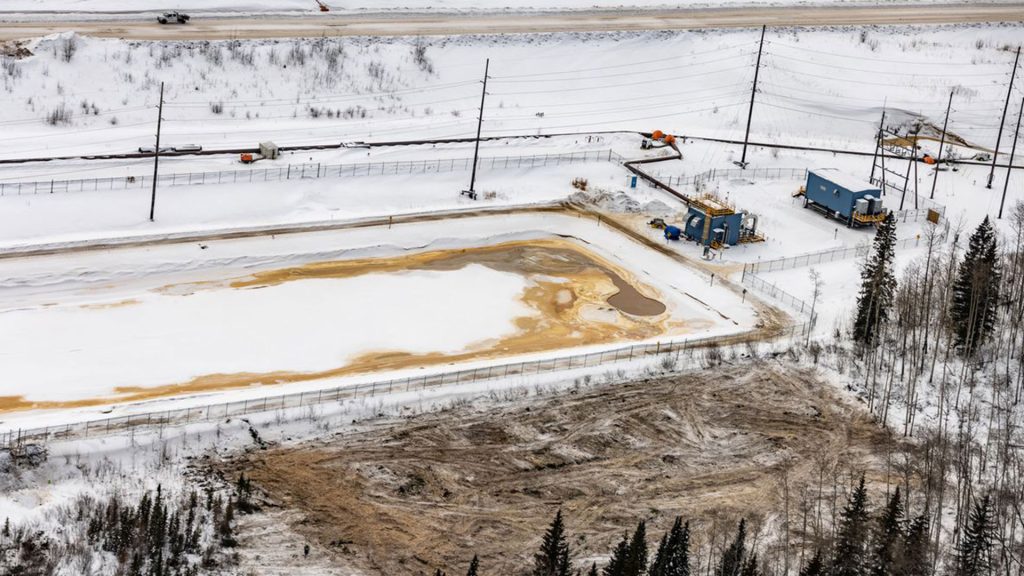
[799, 550, 823, 576]
[624, 520, 648, 576]
[900, 515, 931, 576]
[854, 212, 898, 346]
[717, 520, 747, 576]
[955, 495, 994, 576]
[650, 534, 670, 576]
[740, 553, 760, 576]
[589, 563, 599, 576]
[533, 510, 572, 576]
[869, 488, 904, 576]
[466, 554, 480, 576]
[951, 216, 1001, 354]
[831, 476, 871, 576]
[604, 534, 630, 576]
[650, 517, 690, 576]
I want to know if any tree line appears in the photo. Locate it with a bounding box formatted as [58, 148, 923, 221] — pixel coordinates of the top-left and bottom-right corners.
[434, 476, 997, 576]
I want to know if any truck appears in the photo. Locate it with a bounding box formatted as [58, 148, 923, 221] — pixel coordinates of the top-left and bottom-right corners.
[157, 12, 190, 24]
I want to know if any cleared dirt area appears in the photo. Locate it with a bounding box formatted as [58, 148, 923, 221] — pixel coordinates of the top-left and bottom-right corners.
[227, 362, 895, 576]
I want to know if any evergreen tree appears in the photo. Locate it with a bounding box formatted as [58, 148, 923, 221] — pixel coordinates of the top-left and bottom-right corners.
[589, 563, 599, 576]
[951, 216, 1001, 354]
[624, 520, 648, 576]
[219, 500, 236, 548]
[740, 553, 760, 576]
[854, 212, 898, 345]
[799, 550, 824, 576]
[466, 554, 480, 576]
[955, 495, 994, 576]
[650, 534, 670, 576]
[717, 520, 747, 576]
[831, 476, 871, 576]
[650, 518, 690, 576]
[533, 510, 572, 576]
[899, 515, 930, 576]
[604, 533, 631, 576]
[869, 488, 904, 576]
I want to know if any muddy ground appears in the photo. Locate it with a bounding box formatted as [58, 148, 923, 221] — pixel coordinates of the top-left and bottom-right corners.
[225, 361, 899, 576]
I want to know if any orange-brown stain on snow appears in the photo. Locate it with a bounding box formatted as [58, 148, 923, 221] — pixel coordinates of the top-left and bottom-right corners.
[0, 239, 692, 413]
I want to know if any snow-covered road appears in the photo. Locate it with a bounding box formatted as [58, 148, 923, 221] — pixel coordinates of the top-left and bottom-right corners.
[2, 4, 1023, 40]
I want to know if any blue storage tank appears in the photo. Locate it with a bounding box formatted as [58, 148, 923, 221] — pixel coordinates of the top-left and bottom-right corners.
[804, 169, 884, 226]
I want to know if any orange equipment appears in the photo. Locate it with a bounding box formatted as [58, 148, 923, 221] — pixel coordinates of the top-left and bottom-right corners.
[240, 153, 255, 163]
[922, 154, 936, 165]
[663, 134, 676, 145]
[651, 130, 664, 140]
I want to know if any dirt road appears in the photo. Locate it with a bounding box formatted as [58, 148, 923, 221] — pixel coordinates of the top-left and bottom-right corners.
[227, 363, 899, 576]
[2, 4, 1022, 41]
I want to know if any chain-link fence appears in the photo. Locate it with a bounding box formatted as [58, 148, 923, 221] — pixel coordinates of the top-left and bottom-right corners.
[0, 322, 810, 450]
[0, 149, 614, 196]
[740, 266, 819, 320]
[745, 227, 950, 274]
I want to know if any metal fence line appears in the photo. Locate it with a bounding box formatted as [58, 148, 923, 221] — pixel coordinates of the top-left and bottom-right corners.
[741, 269, 818, 320]
[637, 165, 946, 219]
[0, 322, 809, 450]
[744, 227, 951, 275]
[0, 149, 613, 196]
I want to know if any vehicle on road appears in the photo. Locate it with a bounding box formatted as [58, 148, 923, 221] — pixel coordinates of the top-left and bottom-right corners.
[173, 144, 202, 152]
[157, 12, 190, 24]
[138, 146, 172, 154]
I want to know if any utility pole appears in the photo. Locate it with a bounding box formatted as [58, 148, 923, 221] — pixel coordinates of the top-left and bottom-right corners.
[738, 25, 766, 169]
[988, 46, 1020, 189]
[462, 58, 489, 200]
[869, 108, 886, 184]
[149, 81, 164, 222]
[999, 96, 1024, 219]
[930, 91, 953, 201]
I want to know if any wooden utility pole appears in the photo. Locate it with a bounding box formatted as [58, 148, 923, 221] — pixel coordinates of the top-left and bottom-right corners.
[999, 96, 1024, 219]
[988, 45, 1020, 189]
[738, 25, 766, 169]
[869, 108, 886, 184]
[463, 59, 489, 200]
[930, 91, 953, 201]
[149, 81, 164, 222]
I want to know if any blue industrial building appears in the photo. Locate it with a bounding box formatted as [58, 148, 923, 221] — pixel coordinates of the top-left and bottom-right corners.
[678, 195, 758, 247]
[803, 168, 887, 227]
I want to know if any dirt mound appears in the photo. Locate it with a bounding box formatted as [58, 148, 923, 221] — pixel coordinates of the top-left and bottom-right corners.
[228, 363, 895, 576]
[0, 41, 32, 59]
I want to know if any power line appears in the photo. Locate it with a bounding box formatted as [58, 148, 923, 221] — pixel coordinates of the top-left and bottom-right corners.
[768, 51, 1014, 78]
[768, 40, 1015, 68]
[489, 41, 759, 79]
[490, 64, 754, 96]
[489, 51, 756, 84]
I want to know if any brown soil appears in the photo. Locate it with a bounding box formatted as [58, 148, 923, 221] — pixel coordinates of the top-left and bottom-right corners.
[0, 238, 684, 413]
[227, 363, 895, 576]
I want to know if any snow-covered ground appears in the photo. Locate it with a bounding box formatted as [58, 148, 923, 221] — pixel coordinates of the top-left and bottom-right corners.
[0, 26, 1020, 162]
[0, 210, 756, 430]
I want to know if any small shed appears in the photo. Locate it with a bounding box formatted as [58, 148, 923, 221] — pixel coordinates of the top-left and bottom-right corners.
[259, 141, 280, 160]
[804, 168, 886, 227]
